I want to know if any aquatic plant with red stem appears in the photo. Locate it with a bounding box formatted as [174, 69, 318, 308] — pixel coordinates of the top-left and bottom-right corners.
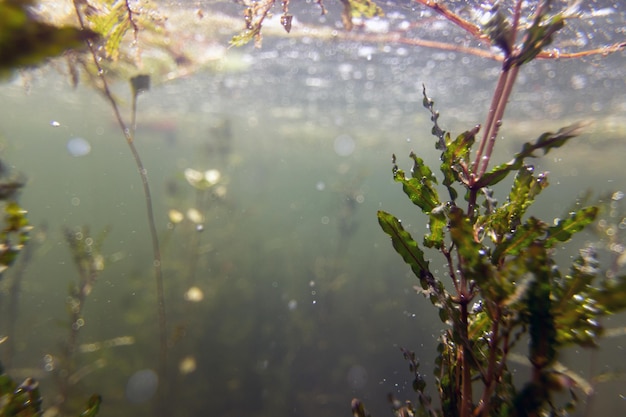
[370, 1, 626, 416]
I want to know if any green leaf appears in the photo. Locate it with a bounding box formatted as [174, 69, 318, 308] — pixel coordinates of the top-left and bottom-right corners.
[86, 0, 132, 60]
[339, 0, 384, 31]
[421, 85, 447, 151]
[593, 278, 626, 316]
[483, 165, 548, 251]
[525, 243, 557, 369]
[0, 201, 31, 277]
[515, 8, 565, 67]
[377, 210, 432, 289]
[448, 207, 493, 285]
[477, 122, 587, 188]
[424, 205, 447, 249]
[507, 166, 548, 218]
[492, 217, 548, 263]
[440, 128, 478, 201]
[230, 28, 260, 47]
[79, 394, 102, 417]
[347, 0, 384, 18]
[392, 153, 440, 213]
[545, 206, 598, 246]
[481, 3, 513, 55]
[553, 248, 601, 346]
[0, 374, 43, 416]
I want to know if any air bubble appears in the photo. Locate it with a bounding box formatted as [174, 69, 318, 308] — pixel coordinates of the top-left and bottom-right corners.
[334, 134, 356, 156]
[126, 369, 158, 404]
[67, 137, 91, 157]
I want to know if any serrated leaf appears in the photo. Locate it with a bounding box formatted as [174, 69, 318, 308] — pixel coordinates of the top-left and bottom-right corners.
[477, 122, 587, 188]
[592, 277, 626, 315]
[545, 206, 598, 246]
[377, 210, 432, 288]
[424, 205, 447, 249]
[422, 85, 447, 150]
[440, 128, 478, 201]
[448, 207, 493, 284]
[393, 154, 440, 213]
[86, 0, 132, 61]
[525, 243, 557, 368]
[230, 28, 259, 47]
[508, 166, 548, 216]
[515, 11, 565, 67]
[481, 3, 513, 55]
[492, 216, 547, 263]
[0, 201, 30, 276]
[484, 165, 548, 247]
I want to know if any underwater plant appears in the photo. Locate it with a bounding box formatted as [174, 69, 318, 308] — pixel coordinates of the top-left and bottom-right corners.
[0, 165, 101, 416]
[227, 1, 626, 415]
[66, 3, 170, 414]
[362, 2, 626, 417]
[53, 226, 107, 414]
[0, 4, 105, 416]
[0, 364, 101, 417]
[2, 1, 625, 416]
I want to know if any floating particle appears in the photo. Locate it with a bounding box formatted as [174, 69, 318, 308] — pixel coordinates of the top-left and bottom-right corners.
[346, 364, 368, 389]
[179, 356, 197, 375]
[214, 185, 228, 198]
[50, 121, 61, 127]
[184, 168, 221, 189]
[205, 169, 221, 185]
[186, 208, 204, 224]
[334, 134, 355, 156]
[67, 137, 91, 157]
[125, 369, 158, 404]
[168, 209, 184, 224]
[184, 286, 204, 302]
[184, 168, 203, 186]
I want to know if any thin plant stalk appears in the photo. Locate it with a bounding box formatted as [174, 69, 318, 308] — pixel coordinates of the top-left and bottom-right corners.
[71, 1, 168, 412]
[472, 0, 524, 179]
[59, 227, 104, 412]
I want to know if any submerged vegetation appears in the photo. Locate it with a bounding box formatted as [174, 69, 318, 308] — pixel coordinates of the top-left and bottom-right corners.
[368, 2, 626, 417]
[1, 0, 626, 417]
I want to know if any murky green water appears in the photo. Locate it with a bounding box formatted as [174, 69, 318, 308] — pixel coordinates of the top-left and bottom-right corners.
[1, 1, 625, 416]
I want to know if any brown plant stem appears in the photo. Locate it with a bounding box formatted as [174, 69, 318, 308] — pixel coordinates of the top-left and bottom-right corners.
[475, 306, 502, 417]
[470, 67, 510, 176]
[460, 296, 472, 417]
[476, 64, 520, 178]
[71, 2, 168, 414]
[472, 0, 524, 180]
[456, 253, 473, 417]
[412, 0, 486, 42]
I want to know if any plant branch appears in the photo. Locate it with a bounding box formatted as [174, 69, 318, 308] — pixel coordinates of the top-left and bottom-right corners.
[71, 2, 168, 414]
[475, 305, 502, 417]
[476, 64, 520, 178]
[412, 0, 487, 42]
